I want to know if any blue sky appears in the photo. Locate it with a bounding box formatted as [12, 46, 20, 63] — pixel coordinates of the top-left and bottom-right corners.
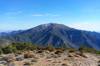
[0, 0, 100, 32]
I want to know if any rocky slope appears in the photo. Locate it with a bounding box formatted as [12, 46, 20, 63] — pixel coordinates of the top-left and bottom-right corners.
[0, 50, 99, 66]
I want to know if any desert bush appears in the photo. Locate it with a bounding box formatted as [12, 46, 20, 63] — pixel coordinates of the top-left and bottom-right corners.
[95, 51, 100, 54]
[2, 45, 17, 54]
[0, 48, 3, 55]
[54, 50, 63, 54]
[24, 51, 34, 58]
[98, 60, 100, 63]
[61, 63, 68, 66]
[68, 48, 76, 53]
[24, 61, 32, 66]
[0, 42, 38, 54]
[78, 47, 84, 55]
[82, 47, 95, 53]
[78, 46, 100, 54]
[3, 54, 16, 62]
[12, 42, 38, 51]
[45, 44, 55, 52]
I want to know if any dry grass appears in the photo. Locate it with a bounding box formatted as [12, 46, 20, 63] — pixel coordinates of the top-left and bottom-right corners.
[24, 51, 34, 58]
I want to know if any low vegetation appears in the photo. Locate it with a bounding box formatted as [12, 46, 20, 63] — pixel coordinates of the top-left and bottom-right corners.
[0, 43, 100, 55]
[0, 42, 38, 54]
[78, 46, 100, 55]
[0, 43, 99, 66]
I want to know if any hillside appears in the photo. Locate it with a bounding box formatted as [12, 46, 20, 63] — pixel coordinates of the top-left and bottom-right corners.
[0, 23, 100, 50]
[0, 38, 99, 66]
[0, 49, 99, 66]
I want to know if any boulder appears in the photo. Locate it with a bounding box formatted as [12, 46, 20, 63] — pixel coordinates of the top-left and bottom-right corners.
[0, 61, 7, 65]
[2, 54, 16, 62]
[16, 55, 24, 61]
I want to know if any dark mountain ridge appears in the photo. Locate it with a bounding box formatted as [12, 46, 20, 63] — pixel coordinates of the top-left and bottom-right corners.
[0, 23, 100, 50]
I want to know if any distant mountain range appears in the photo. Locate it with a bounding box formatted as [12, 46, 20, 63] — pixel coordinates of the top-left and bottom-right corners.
[0, 23, 100, 50]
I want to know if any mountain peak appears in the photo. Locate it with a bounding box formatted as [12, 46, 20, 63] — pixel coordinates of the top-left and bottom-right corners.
[40, 23, 56, 28]
[0, 23, 100, 50]
[38, 23, 71, 30]
[41, 23, 65, 27]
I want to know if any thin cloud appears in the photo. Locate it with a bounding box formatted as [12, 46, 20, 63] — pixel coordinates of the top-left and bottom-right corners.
[46, 14, 59, 16]
[32, 14, 44, 16]
[82, 7, 100, 13]
[32, 13, 59, 17]
[67, 22, 100, 32]
[83, 9, 100, 13]
[5, 11, 22, 16]
[3, 11, 23, 19]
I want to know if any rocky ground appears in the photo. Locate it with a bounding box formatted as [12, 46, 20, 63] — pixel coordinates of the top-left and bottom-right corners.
[0, 50, 99, 66]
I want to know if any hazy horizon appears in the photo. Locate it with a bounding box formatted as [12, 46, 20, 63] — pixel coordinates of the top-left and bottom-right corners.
[0, 0, 100, 32]
[0, 23, 99, 33]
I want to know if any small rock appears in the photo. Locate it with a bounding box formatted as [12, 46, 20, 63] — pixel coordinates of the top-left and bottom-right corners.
[24, 51, 35, 58]
[2, 54, 16, 62]
[7, 62, 15, 66]
[16, 55, 24, 61]
[36, 50, 43, 53]
[54, 50, 63, 55]
[24, 61, 32, 66]
[0, 64, 5, 66]
[0, 57, 3, 61]
[61, 63, 68, 66]
[0, 61, 7, 65]
[68, 53, 73, 57]
[31, 59, 37, 62]
[98, 60, 100, 66]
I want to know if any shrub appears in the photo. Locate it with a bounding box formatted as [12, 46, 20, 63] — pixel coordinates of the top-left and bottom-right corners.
[2, 45, 17, 54]
[0, 48, 3, 55]
[45, 44, 55, 52]
[24, 51, 34, 58]
[78, 46, 99, 54]
[24, 61, 32, 66]
[61, 63, 68, 66]
[54, 50, 63, 54]
[68, 48, 76, 53]
[78, 47, 84, 55]
[12, 42, 38, 51]
[95, 51, 100, 54]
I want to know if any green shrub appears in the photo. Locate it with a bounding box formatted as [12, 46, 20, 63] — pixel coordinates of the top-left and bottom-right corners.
[46, 44, 55, 52]
[95, 51, 100, 54]
[0, 48, 3, 55]
[78, 45, 100, 55]
[11, 42, 38, 51]
[68, 48, 76, 53]
[80, 47, 96, 53]
[78, 47, 84, 55]
[2, 45, 17, 54]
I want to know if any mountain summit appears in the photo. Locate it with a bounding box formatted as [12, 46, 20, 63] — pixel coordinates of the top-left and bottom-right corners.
[0, 23, 100, 50]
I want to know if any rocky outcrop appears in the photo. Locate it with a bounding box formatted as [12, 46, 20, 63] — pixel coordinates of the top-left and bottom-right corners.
[0, 50, 99, 66]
